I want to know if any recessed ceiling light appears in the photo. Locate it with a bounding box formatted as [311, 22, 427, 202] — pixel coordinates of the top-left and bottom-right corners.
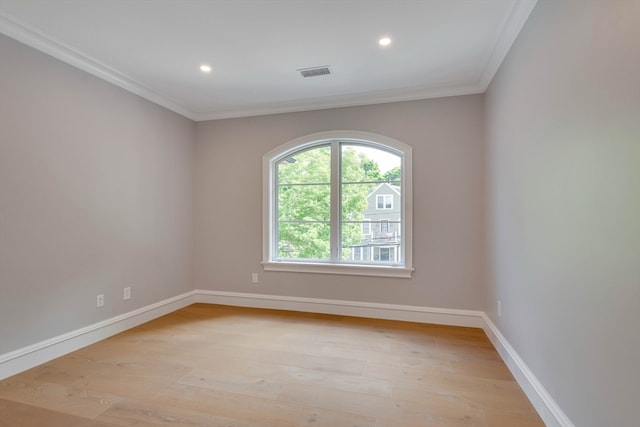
[200, 64, 212, 73]
[379, 37, 392, 47]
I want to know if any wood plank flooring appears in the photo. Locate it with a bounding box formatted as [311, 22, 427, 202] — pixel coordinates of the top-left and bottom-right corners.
[0, 304, 545, 426]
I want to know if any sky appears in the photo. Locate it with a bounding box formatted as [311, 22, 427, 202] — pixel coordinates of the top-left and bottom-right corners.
[349, 145, 401, 173]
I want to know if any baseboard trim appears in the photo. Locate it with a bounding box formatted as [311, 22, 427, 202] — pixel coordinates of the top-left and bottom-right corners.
[0, 289, 573, 427]
[198, 290, 573, 427]
[0, 291, 197, 380]
[196, 290, 485, 328]
[481, 313, 574, 427]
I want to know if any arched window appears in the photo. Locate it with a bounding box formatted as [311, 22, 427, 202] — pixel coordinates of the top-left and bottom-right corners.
[263, 131, 413, 277]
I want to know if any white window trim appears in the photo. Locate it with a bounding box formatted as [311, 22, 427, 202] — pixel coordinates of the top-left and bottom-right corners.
[262, 130, 413, 278]
[376, 194, 393, 210]
[362, 219, 371, 235]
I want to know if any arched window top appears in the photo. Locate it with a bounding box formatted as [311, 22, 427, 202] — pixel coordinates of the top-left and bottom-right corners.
[263, 131, 413, 278]
[266, 130, 411, 162]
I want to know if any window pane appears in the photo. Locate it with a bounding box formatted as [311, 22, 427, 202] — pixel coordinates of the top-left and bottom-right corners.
[341, 144, 402, 264]
[278, 145, 330, 185]
[362, 220, 371, 235]
[276, 145, 331, 261]
[373, 246, 397, 263]
[277, 184, 330, 221]
[266, 135, 412, 273]
[277, 222, 330, 260]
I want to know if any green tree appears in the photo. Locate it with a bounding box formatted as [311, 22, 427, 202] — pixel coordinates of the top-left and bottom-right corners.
[382, 166, 401, 184]
[277, 145, 385, 260]
[360, 157, 382, 182]
[277, 145, 331, 259]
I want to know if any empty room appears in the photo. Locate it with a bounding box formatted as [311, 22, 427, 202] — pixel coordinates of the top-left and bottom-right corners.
[0, 1, 638, 426]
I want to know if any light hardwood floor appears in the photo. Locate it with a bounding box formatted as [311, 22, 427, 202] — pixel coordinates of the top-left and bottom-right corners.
[0, 304, 544, 426]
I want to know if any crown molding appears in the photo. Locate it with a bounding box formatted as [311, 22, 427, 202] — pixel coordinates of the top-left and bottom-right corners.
[1, 1, 536, 122]
[478, 0, 538, 90]
[190, 83, 484, 121]
[0, 12, 196, 120]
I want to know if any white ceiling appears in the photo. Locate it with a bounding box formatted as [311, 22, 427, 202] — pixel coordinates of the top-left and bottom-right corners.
[0, 0, 537, 121]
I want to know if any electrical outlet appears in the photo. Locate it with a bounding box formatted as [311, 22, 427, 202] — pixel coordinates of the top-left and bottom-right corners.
[97, 294, 104, 308]
[123, 287, 131, 300]
[497, 300, 502, 317]
[251, 273, 259, 284]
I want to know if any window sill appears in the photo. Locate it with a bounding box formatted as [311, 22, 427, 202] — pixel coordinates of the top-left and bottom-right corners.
[262, 261, 414, 278]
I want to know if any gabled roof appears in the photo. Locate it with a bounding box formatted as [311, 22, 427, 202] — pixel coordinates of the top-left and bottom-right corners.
[366, 182, 401, 200]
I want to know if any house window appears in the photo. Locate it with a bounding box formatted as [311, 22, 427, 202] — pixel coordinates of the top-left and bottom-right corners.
[262, 130, 413, 278]
[362, 219, 371, 235]
[380, 219, 390, 233]
[373, 246, 396, 262]
[376, 195, 393, 209]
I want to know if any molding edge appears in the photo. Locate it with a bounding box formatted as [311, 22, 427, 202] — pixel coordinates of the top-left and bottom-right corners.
[1, 2, 534, 122]
[0, 12, 195, 120]
[478, 0, 538, 90]
[0, 291, 197, 380]
[481, 313, 575, 427]
[200, 291, 573, 426]
[0, 289, 573, 427]
[195, 290, 485, 328]
[189, 85, 484, 122]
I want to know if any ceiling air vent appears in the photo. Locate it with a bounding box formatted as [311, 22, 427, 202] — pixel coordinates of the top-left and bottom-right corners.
[298, 66, 332, 78]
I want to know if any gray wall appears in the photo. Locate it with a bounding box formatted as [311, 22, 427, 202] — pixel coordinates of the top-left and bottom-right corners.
[5, 2, 638, 422]
[194, 95, 487, 310]
[485, 1, 640, 426]
[0, 35, 195, 353]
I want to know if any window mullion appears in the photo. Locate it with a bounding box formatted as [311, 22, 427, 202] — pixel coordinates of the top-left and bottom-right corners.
[330, 140, 341, 261]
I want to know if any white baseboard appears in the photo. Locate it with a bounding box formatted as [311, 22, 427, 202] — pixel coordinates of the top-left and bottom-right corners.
[0, 289, 572, 427]
[0, 290, 483, 381]
[481, 313, 574, 427]
[195, 290, 485, 328]
[0, 291, 197, 380]
[198, 291, 573, 427]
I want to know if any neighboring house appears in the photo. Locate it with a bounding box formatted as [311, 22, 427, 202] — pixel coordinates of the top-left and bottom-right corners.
[351, 182, 401, 263]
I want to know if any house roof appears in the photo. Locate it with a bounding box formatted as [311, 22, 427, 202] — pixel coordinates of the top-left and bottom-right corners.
[366, 182, 401, 200]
